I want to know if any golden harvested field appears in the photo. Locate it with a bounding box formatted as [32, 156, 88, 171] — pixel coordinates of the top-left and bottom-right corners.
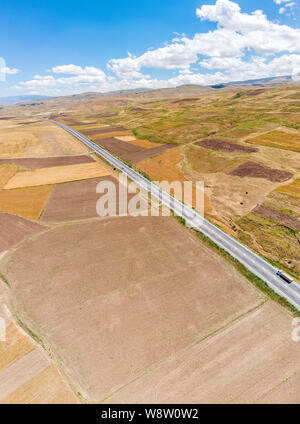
[248, 130, 300, 152]
[0, 119, 89, 157]
[115, 136, 163, 149]
[0, 164, 19, 188]
[0, 323, 34, 371]
[1, 365, 78, 404]
[275, 179, 300, 199]
[137, 146, 183, 180]
[4, 162, 111, 189]
[137, 146, 211, 212]
[0, 185, 53, 220]
[91, 131, 131, 140]
[0, 315, 77, 404]
[185, 145, 245, 174]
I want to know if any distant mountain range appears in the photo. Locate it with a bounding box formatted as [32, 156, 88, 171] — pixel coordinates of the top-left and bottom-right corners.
[0, 75, 294, 108]
[0, 95, 50, 105]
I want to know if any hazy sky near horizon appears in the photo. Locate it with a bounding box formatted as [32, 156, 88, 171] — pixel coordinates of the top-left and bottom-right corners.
[1, 0, 300, 96]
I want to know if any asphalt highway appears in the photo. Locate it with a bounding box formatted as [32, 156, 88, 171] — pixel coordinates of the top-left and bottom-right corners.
[48, 119, 300, 311]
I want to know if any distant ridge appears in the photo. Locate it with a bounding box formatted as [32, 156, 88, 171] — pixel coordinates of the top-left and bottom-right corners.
[0, 95, 50, 105]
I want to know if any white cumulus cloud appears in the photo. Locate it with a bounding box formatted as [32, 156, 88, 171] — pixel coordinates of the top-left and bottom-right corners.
[12, 0, 300, 95]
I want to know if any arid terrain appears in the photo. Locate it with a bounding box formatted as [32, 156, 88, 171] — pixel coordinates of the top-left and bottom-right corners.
[0, 84, 299, 404]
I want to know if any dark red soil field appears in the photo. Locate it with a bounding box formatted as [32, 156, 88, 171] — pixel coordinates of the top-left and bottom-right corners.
[81, 126, 127, 136]
[126, 143, 178, 164]
[229, 161, 293, 182]
[253, 205, 300, 231]
[0, 213, 46, 254]
[94, 138, 177, 164]
[197, 139, 258, 153]
[247, 89, 267, 96]
[173, 98, 200, 103]
[0, 155, 95, 169]
[41, 176, 148, 222]
[94, 138, 143, 155]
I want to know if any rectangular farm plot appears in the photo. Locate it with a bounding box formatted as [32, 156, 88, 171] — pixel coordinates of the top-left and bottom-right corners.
[104, 302, 300, 404]
[1, 365, 78, 404]
[41, 176, 148, 222]
[275, 179, 300, 199]
[0, 216, 263, 402]
[0, 213, 46, 254]
[248, 130, 300, 152]
[0, 154, 95, 170]
[115, 136, 163, 149]
[4, 162, 111, 189]
[0, 186, 53, 220]
[0, 164, 19, 188]
[0, 323, 35, 372]
[95, 137, 178, 164]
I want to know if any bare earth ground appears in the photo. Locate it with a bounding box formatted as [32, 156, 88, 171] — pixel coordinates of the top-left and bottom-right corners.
[104, 302, 299, 404]
[0, 216, 264, 403]
[0, 213, 46, 254]
[41, 176, 148, 222]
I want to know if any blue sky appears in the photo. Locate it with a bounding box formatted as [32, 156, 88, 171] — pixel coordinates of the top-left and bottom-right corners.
[1, 0, 300, 96]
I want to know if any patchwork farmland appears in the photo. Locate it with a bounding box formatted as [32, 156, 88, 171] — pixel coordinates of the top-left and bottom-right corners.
[0, 84, 299, 404]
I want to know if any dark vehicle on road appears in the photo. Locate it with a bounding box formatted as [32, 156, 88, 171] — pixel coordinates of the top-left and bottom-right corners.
[276, 270, 294, 284]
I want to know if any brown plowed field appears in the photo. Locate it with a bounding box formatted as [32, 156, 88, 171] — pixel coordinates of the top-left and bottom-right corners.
[229, 161, 293, 182]
[1, 216, 262, 402]
[4, 162, 110, 189]
[0, 155, 95, 169]
[0, 186, 53, 220]
[103, 302, 300, 404]
[126, 144, 178, 164]
[0, 213, 46, 254]
[93, 137, 177, 163]
[253, 205, 300, 231]
[197, 138, 257, 153]
[41, 176, 148, 222]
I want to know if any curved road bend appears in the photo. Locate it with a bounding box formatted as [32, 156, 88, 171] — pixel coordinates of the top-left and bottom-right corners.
[47, 119, 300, 311]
